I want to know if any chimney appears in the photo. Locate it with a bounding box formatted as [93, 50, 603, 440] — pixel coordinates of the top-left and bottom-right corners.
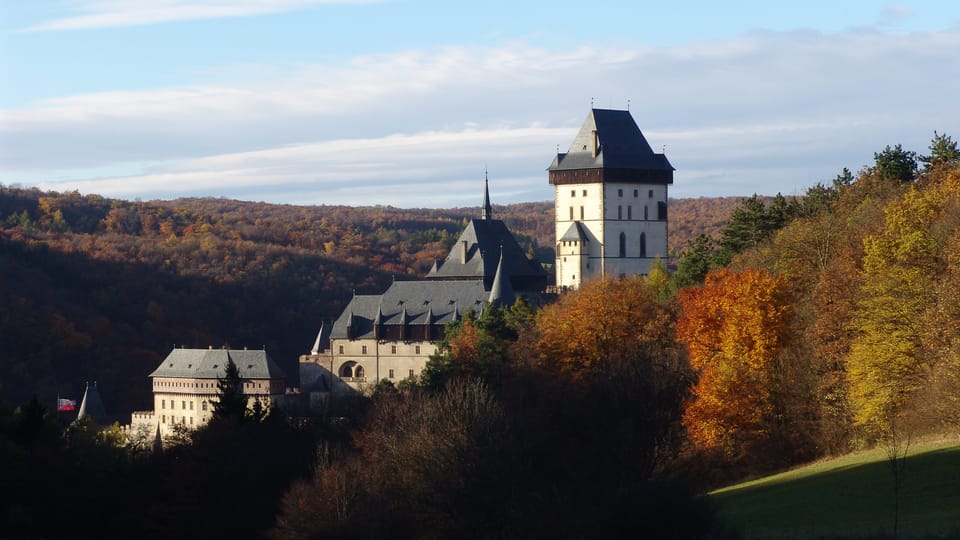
[460, 240, 469, 264]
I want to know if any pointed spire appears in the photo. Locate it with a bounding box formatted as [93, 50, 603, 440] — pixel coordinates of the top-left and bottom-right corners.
[481, 169, 492, 220]
[152, 423, 163, 454]
[77, 381, 108, 425]
[488, 246, 515, 306]
[310, 321, 325, 354]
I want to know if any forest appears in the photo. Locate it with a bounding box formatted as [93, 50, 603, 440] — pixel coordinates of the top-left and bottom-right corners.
[2, 132, 959, 538]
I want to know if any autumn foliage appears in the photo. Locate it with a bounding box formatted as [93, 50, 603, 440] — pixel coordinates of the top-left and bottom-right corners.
[677, 268, 798, 461]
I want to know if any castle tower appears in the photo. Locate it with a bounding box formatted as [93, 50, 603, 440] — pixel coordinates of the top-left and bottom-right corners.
[548, 108, 674, 289]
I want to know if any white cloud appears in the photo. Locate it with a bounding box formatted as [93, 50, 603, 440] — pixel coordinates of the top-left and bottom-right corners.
[5, 28, 960, 205]
[20, 0, 376, 32]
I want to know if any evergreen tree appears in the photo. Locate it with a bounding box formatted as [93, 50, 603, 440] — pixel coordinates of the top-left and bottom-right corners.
[874, 144, 918, 183]
[212, 358, 248, 422]
[921, 131, 960, 169]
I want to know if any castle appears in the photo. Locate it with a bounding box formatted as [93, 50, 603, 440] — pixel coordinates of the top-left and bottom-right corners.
[298, 177, 547, 395]
[550, 108, 673, 289]
[129, 107, 671, 432]
[300, 107, 671, 395]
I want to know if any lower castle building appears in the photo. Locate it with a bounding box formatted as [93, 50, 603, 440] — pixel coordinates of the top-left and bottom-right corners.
[130, 347, 287, 438]
[300, 179, 546, 395]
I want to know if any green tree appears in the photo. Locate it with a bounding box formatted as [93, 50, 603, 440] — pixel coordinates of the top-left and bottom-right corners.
[874, 144, 918, 183]
[212, 358, 248, 422]
[921, 131, 960, 169]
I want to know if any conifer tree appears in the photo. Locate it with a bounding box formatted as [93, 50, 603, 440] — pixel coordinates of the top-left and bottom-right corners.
[212, 358, 248, 422]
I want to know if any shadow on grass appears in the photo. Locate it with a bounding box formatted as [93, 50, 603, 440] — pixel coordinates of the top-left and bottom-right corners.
[710, 445, 960, 539]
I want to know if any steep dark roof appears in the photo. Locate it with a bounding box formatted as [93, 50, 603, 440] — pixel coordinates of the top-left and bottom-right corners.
[559, 221, 590, 243]
[77, 381, 108, 425]
[330, 280, 489, 340]
[548, 108, 674, 173]
[426, 218, 546, 288]
[488, 251, 516, 306]
[150, 348, 287, 380]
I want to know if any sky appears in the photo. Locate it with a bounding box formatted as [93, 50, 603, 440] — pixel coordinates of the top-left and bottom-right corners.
[2, 1, 959, 208]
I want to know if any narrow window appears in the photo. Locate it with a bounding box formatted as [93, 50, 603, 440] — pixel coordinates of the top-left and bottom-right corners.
[361, 345, 367, 354]
[618, 188, 623, 197]
[415, 345, 421, 354]
[571, 190, 575, 197]
[391, 345, 397, 354]
[202, 401, 208, 411]
[649, 189, 654, 198]
[389, 369, 395, 379]
[409, 369, 415, 378]
[580, 206, 584, 220]
[640, 232, 647, 258]
[618, 206, 622, 220]
[182, 401, 186, 410]
[658, 201, 668, 220]
[627, 206, 632, 220]
[582, 189, 587, 196]
[644, 206, 649, 220]
[338, 345, 344, 354]
[569, 207, 574, 220]
[634, 189, 638, 197]
[161, 399, 165, 409]
[619, 232, 626, 258]
[190, 401, 194, 410]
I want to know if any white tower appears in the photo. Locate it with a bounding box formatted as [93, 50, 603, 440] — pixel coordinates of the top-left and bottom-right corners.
[549, 108, 674, 289]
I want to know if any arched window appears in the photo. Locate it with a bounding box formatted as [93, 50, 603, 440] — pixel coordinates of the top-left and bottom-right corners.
[640, 232, 647, 258]
[619, 232, 626, 258]
[339, 361, 358, 378]
[355, 365, 365, 378]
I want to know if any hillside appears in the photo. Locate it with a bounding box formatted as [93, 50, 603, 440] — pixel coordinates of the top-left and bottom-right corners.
[0, 187, 740, 417]
[711, 441, 960, 538]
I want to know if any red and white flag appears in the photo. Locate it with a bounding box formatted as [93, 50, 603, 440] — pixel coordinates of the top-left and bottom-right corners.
[57, 398, 77, 412]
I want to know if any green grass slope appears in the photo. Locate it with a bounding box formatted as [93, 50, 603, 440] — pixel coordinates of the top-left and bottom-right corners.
[709, 441, 960, 539]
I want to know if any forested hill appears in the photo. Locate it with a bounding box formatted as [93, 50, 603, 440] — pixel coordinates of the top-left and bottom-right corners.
[0, 188, 741, 417]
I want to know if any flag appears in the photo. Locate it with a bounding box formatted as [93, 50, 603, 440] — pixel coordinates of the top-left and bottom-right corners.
[58, 398, 77, 412]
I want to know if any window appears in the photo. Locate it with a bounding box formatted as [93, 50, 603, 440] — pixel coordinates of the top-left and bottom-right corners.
[202, 401, 208, 411]
[389, 369, 395, 379]
[644, 206, 648, 220]
[338, 345, 344, 354]
[571, 190, 575, 197]
[161, 399, 165, 409]
[189, 417, 193, 425]
[182, 401, 186, 410]
[619, 232, 626, 258]
[355, 365, 365, 377]
[415, 345, 421, 354]
[618, 206, 622, 220]
[190, 401, 194, 410]
[618, 188, 623, 197]
[640, 233, 647, 258]
[391, 345, 397, 354]
[634, 189, 639, 197]
[582, 189, 587, 196]
[649, 189, 654, 198]
[580, 206, 584, 220]
[627, 206, 632, 220]
[361, 345, 367, 354]
[162, 415, 166, 423]
[658, 201, 668, 220]
[409, 369, 415, 378]
[569, 207, 574, 220]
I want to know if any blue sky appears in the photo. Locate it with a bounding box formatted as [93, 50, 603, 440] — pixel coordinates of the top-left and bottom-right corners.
[2, 1, 959, 207]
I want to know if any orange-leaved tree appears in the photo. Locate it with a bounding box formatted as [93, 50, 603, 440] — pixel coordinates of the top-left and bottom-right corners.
[676, 268, 797, 461]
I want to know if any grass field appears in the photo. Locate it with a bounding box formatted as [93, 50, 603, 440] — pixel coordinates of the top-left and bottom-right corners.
[709, 440, 960, 539]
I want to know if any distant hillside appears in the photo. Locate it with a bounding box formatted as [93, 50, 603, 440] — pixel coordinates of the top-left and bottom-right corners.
[0, 187, 741, 417]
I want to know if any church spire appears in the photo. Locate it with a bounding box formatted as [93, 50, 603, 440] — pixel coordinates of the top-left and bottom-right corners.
[481, 169, 492, 220]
